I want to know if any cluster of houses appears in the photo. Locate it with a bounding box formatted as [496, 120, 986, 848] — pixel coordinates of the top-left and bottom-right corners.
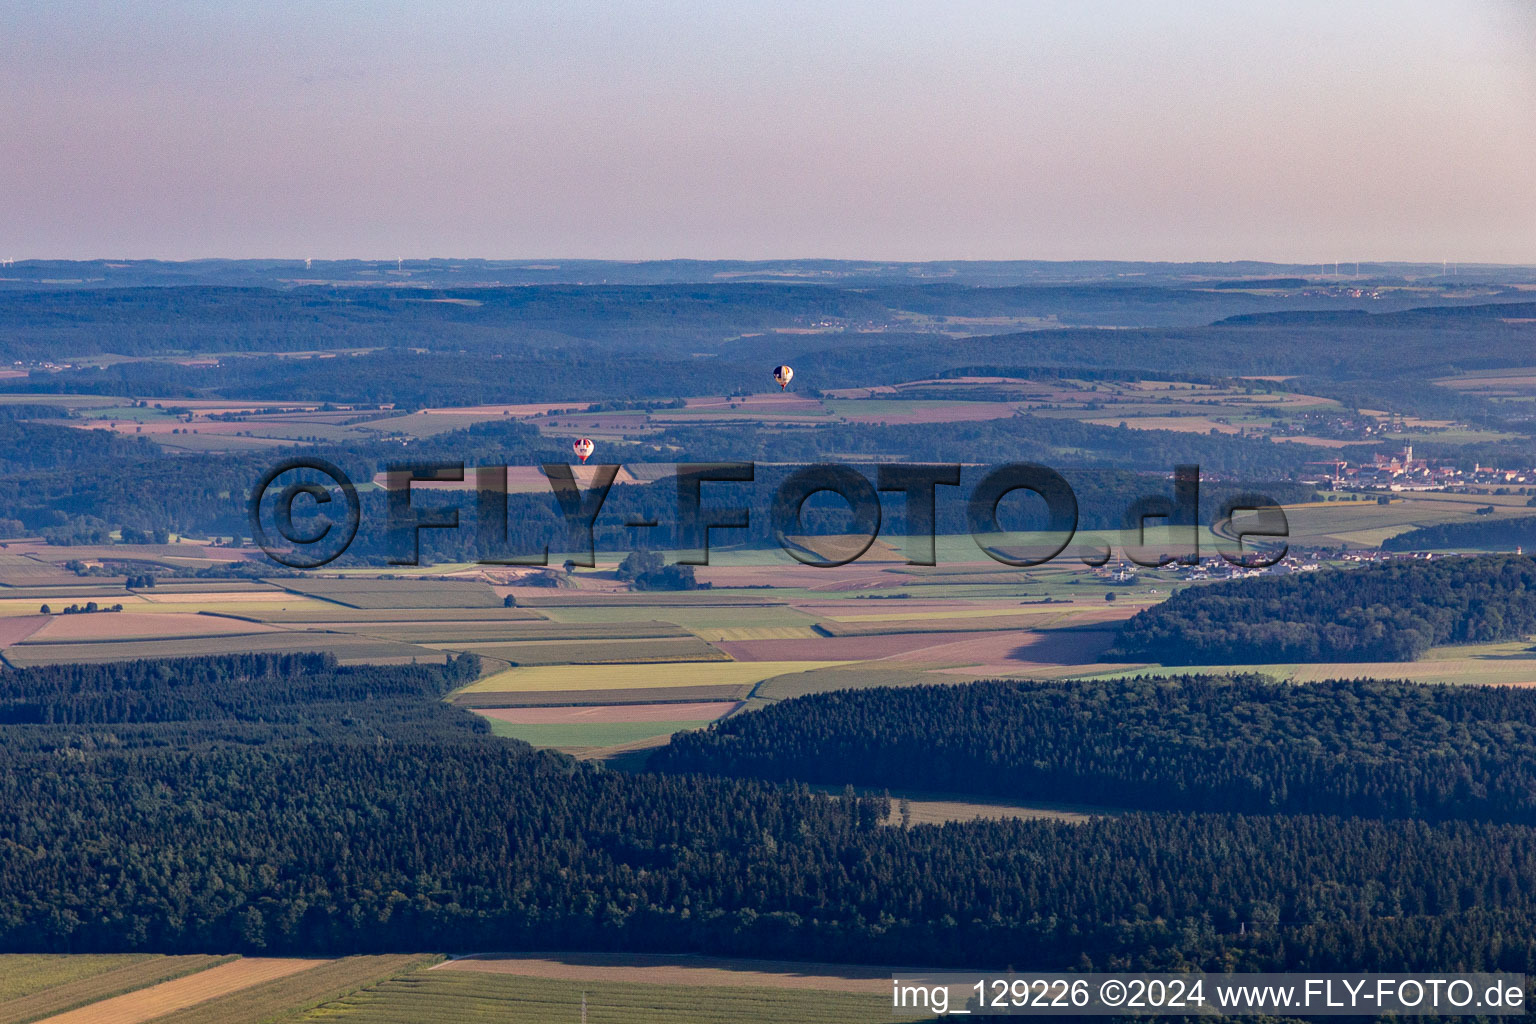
[1093, 553, 1324, 585]
[1304, 445, 1535, 491]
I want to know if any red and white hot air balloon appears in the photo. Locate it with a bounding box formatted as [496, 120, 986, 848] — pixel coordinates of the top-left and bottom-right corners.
[573, 438, 595, 463]
[772, 364, 793, 390]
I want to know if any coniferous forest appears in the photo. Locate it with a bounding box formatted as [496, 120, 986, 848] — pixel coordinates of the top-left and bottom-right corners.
[654, 675, 1536, 822]
[1, 652, 1536, 974]
[1106, 555, 1536, 663]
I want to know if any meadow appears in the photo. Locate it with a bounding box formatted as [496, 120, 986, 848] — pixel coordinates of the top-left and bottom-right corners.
[300, 968, 924, 1024]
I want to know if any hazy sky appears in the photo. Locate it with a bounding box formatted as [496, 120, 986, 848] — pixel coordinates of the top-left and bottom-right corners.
[3, 1, 1533, 262]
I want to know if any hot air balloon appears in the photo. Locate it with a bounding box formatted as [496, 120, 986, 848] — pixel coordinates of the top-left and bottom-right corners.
[573, 438, 595, 463]
[773, 365, 794, 390]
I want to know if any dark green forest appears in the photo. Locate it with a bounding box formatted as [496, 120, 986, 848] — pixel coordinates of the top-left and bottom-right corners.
[3, 286, 1536, 429]
[1106, 555, 1536, 663]
[653, 675, 1536, 823]
[1382, 515, 1536, 552]
[0, 415, 1313, 560]
[2, 653, 1536, 974]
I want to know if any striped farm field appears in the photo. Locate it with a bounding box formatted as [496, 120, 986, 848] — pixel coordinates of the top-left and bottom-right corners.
[33, 958, 325, 1024]
[0, 956, 232, 1024]
[459, 661, 852, 694]
[347, 621, 680, 644]
[537, 606, 816, 630]
[5, 633, 444, 668]
[436, 952, 895, 992]
[691, 626, 820, 642]
[141, 955, 440, 1024]
[134, 590, 290, 604]
[29, 612, 281, 642]
[269, 579, 501, 609]
[0, 955, 156, 1005]
[481, 719, 714, 748]
[247, 606, 545, 623]
[440, 636, 728, 665]
[452, 684, 754, 707]
[478, 702, 742, 723]
[299, 969, 923, 1023]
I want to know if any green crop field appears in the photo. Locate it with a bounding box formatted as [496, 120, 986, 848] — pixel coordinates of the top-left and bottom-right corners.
[0, 954, 231, 1024]
[248, 607, 546, 623]
[441, 636, 728, 665]
[481, 719, 714, 748]
[452, 684, 756, 708]
[350, 621, 682, 644]
[0, 954, 154, 1004]
[1077, 639, 1536, 687]
[145, 955, 440, 1024]
[461, 660, 853, 694]
[270, 579, 502, 609]
[5, 633, 444, 668]
[537, 606, 817, 630]
[300, 970, 928, 1023]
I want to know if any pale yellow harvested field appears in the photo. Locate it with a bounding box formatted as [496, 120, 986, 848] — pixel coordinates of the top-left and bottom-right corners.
[463, 661, 852, 693]
[0, 597, 149, 617]
[33, 958, 325, 1024]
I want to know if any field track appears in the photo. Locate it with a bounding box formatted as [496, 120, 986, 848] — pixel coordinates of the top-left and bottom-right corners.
[33, 958, 326, 1024]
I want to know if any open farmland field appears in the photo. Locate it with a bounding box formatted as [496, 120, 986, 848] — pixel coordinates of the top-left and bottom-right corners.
[475, 699, 743, 751]
[1282, 494, 1536, 548]
[0, 955, 156, 1006]
[459, 660, 853, 695]
[434, 953, 896, 993]
[481, 719, 719, 748]
[141, 956, 440, 1024]
[441, 635, 727, 665]
[351, 620, 688, 644]
[0, 615, 48, 646]
[716, 629, 1023, 662]
[5, 632, 444, 667]
[1077, 639, 1536, 687]
[33, 958, 326, 1024]
[269, 579, 501, 608]
[452, 684, 758, 707]
[344, 620, 686, 644]
[477, 701, 743, 723]
[302, 962, 925, 1024]
[535, 604, 818, 632]
[245, 606, 546, 623]
[0, 555, 82, 587]
[29, 612, 281, 642]
[0, 592, 337, 619]
[0, 956, 231, 1024]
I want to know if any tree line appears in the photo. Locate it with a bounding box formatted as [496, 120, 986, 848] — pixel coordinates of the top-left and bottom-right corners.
[1106, 555, 1536, 663]
[1, 653, 1536, 973]
[653, 674, 1536, 824]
